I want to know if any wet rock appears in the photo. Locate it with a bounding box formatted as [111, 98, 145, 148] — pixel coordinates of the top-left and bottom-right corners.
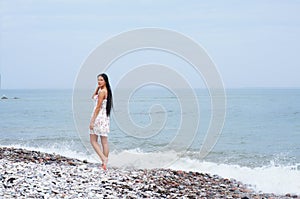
[1, 95, 8, 99]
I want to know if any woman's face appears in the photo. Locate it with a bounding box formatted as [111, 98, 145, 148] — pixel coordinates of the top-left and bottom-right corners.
[98, 76, 106, 87]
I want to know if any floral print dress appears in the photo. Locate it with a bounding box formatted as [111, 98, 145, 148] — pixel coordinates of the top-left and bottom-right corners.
[90, 95, 110, 137]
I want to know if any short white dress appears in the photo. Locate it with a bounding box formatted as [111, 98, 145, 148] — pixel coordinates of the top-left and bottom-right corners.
[90, 94, 110, 137]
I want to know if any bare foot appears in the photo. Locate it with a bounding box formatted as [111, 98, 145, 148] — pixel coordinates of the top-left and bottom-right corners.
[101, 157, 108, 170]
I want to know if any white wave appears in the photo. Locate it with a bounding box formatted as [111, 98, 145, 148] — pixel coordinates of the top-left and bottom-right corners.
[108, 148, 180, 169]
[108, 150, 300, 195]
[169, 157, 300, 195]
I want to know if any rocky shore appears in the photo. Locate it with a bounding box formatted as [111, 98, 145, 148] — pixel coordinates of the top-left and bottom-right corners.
[0, 147, 299, 199]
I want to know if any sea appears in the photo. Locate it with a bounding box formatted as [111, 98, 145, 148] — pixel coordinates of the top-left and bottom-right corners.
[0, 88, 299, 195]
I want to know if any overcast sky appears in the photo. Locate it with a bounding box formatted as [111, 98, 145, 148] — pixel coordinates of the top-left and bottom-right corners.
[1, 0, 300, 89]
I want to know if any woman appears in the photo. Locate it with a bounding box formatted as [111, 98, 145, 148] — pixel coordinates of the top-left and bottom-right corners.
[89, 73, 113, 170]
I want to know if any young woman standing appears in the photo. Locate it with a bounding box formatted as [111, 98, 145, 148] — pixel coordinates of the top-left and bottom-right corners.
[89, 73, 113, 170]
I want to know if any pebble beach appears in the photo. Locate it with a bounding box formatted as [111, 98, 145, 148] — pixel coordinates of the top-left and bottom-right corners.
[0, 147, 299, 199]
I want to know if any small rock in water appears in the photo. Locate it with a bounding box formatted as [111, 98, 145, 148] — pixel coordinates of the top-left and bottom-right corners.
[1, 95, 8, 99]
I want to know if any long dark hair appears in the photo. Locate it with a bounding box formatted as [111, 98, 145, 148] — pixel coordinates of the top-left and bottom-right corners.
[98, 73, 113, 116]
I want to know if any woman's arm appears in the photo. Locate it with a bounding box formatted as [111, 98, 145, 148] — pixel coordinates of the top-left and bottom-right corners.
[92, 86, 101, 99]
[89, 90, 106, 130]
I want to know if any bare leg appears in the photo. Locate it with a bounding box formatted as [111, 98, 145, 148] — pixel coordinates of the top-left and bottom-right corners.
[101, 136, 109, 158]
[100, 136, 109, 169]
[90, 134, 107, 164]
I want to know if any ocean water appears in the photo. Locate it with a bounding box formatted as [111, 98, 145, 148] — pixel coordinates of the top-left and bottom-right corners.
[0, 88, 299, 195]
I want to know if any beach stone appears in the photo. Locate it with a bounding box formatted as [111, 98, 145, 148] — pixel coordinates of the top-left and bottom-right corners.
[1, 147, 299, 199]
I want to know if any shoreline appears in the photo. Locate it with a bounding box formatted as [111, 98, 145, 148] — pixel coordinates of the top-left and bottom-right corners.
[0, 147, 299, 198]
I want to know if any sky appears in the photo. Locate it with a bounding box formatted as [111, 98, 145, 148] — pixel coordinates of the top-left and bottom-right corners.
[0, 0, 300, 89]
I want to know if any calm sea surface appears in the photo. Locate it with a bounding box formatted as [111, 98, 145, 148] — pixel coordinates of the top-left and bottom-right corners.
[0, 88, 299, 194]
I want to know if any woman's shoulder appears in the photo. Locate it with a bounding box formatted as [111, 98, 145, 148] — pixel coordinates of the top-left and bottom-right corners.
[99, 88, 107, 93]
[99, 89, 108, 99]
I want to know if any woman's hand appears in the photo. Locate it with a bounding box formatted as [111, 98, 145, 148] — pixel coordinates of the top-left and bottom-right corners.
[89, 121, 94, 130]
[95, 85, 101, 93]
[92, 85, 101, 99]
